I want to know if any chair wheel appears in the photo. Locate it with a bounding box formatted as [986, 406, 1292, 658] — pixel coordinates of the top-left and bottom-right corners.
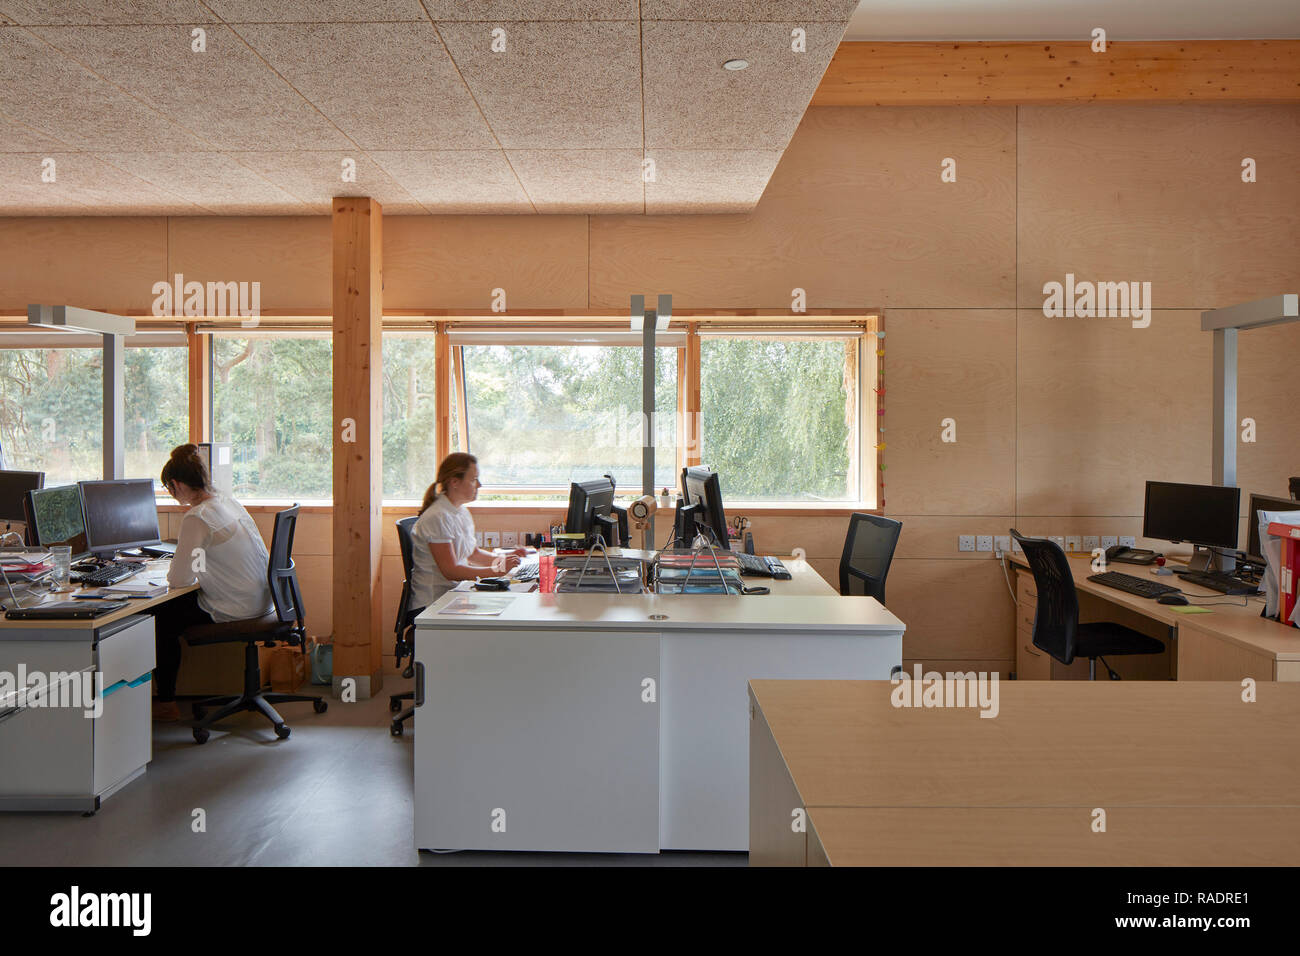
[389, 697, 402, 712]
[402, 665, 414, 679]
[313, 699, 328, 714]
[275, 723, 291, 739]
[193, 728, 209, 745]
[390, 721, 404, 737]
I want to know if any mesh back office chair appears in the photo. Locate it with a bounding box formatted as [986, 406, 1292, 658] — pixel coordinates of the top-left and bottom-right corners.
[183, 505, 327, 743]
[839, 513, 903, 603]
[1290, 477, 1299, 500]
[1010, 528, 1164, 680]
[389, 516, 420, 737]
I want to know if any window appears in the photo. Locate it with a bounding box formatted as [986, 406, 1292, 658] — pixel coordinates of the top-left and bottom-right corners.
[0, 341, 188, 488]
[382, 332, 440, 500]
[211, 334, 332, 499]
[457, 339, 679, 494]
[699, 334, 863, 502]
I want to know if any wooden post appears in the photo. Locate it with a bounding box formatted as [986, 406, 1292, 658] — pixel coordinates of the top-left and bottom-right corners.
[331, 197, 384, 698]
[186, 324, 211, 444]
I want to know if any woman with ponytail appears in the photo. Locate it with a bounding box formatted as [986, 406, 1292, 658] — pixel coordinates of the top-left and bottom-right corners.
[408, 452, 527, 611]
[151, 444, 273, 721]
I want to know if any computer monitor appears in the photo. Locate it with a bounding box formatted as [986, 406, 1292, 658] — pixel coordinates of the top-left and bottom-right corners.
[1143, 481, 1240, 569]
[565, 478, 618, 543]
[27, 484, 90, 559]
[78, 479, 162, 557]
[1246, 492, 1300, 564]
[680, 466, 730, 550]
[0, 470, 44, 524]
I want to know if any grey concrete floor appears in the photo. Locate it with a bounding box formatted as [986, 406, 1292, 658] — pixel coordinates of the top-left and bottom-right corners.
[0, 684, 745, 867]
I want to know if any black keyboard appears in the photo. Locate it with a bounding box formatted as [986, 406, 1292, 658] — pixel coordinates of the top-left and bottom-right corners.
[1088, 571, 1181, 599]
[1176, 570, 1257, 595]
[735, 552, 791, 579]
[73, 561, 142, 587]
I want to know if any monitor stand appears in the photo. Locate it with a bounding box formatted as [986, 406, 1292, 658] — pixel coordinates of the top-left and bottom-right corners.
[1188, 546, 1233, 574]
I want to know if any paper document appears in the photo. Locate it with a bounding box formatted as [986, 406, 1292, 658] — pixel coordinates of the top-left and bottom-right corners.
[437, 593, 516, 616]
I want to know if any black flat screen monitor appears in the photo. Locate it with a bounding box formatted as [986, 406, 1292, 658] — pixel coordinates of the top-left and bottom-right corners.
[681, 466, 730, 549]
[1143, 480, 1240, 551]
[565, 478, 616, 541]
[27, 484, 90, 559]
[1246, 492, 1300, 563]
[78, 479, 162, 556]
[0, 470, 44, 524]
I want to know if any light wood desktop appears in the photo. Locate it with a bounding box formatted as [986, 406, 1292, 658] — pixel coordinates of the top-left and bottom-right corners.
[1007, 552, 1299, 682]
[749, 679, 1300, 866]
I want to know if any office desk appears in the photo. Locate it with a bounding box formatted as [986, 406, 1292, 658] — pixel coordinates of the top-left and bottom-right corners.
[1007, 553, 1299, 681]
[0, 572, 198, 813]
[413, 559, 906, 853]
[749, 679, 1300, 866]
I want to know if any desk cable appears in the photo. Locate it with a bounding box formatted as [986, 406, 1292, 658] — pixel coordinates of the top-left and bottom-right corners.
[998, 554, 1017, 605]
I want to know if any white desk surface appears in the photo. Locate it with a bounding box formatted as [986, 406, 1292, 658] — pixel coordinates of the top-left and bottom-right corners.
[418, 559, 903, 635]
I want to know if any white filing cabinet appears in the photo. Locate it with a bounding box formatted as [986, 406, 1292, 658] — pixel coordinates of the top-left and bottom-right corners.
[0, 614, 155, 813]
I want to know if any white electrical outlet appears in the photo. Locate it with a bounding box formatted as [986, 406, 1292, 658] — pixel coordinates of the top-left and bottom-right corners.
[976, 535, 993, 552]
[484, 531, 500, 549]
[958, 535, 975, 552]
[1082, 535, 1099, 551]
[475, 531, 485, 547]
[502, 531, 518, 548]
[1101, 535, 1118, 549]
[994, 535, 1011, 555]
[1049, 535, 1065, 548]
[1119, 535, 1136, 548]
[1065, 535, 1081, 552]
[1011, 537, 1023, 552]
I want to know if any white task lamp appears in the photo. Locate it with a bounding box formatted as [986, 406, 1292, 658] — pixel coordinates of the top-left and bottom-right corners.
[27, 305, 136, 480]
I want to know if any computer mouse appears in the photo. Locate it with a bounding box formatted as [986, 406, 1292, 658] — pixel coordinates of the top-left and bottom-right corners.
[1157, 594, 1189, 606]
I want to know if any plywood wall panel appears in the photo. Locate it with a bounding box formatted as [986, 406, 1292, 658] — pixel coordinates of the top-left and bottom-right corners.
[168, 216, 331, 313]
[1236, 321, 1300, 502]
[1017, 105, 1300, 311]
[1017, 309, 1212, 517]
[884, 310, 1017, 515]
[383, 215, 589, 310]
[0, 217, 167, 313]
[589, 106, 1016, 310]
[887, 559, 1016, 660]
[890, 516, 1017, 560]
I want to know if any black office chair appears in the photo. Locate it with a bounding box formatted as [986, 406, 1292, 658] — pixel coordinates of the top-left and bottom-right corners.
[839, 513, 902, 603]
[183, 505, 327, 743]
[389, 515, 421, 737]
[1290, 477, 1299, 500]
[1010, 528, 1164, 680]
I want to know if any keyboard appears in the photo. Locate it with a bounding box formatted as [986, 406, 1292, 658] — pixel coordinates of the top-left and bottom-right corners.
[1087, 571, 1181, 599]
[1176, 570, 1258, 595]
[73, 561, 142, 587]
[512, 557, 539, 582]
[735, 552, 791, 580]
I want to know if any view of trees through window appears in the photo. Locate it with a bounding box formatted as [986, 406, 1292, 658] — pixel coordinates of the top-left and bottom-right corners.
[460, 344, 680, 493]
[700, 337, 857, 501]
[212, 335, 332, 499]
[382, 333, 439, 500]
[0, 346, 188, 488]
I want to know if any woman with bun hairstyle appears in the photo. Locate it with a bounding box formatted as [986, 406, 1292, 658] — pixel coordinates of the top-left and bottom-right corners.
[407, 452, 528, 612]
[150, 443, 273, 721]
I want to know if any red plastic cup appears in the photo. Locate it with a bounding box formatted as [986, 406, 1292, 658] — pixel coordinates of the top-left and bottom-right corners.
[539, 553, 556, 593]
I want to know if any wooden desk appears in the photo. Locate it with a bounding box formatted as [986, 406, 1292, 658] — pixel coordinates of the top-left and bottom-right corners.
[749, 679, 1300, 866]
[1007, 552, 1300, 681]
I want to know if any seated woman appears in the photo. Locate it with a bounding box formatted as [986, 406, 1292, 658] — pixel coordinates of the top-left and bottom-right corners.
[408, 452, 527, 612]
[151, 444, 272, 720]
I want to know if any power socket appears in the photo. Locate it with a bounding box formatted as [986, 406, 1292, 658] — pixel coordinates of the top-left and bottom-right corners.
[483, 531, 501, 549]
[976, 535, 993, 552]
[994, 535, 1011, 556]
[1082, 535, 1099, 551]
[475, 531, 485, 548]
[1065, 535, 1082, 552]
[1101, 535, 1118, 549]
[958, 535, 975, 552]
[1119, 535, 1136, 548]
[1049, 536, 1065, 548]
[502, 531, 518, 548]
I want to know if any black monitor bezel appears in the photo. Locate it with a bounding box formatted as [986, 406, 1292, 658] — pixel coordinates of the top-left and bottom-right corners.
[0, 469, 45, 524]
[77, 478, 163, 555]
[1246, 492, 1300, 563]
[1142, 480, 1241, 551]
[680, 466, 730, 550]
[565, 477, 616, 538]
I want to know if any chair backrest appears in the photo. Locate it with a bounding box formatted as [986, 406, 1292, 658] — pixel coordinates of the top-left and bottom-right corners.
[839, 513, 902, 602]
[1291, 476, 1300, 500]
[395, 515, 418, 634]
[1009, 528, 1078, 664]
[267, 505, 305, 633]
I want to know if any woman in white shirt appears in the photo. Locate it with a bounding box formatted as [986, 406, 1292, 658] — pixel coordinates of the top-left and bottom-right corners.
[151, 444, 273, 720]
[408, 453, 526, 611]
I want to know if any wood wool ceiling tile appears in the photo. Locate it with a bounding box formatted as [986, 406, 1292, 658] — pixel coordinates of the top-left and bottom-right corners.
[422, 2, 637, 20]
[202, 0, 429, 22]
[0, 1, 210, 24]
[367, 150, 533, 213]
[644, 149, 783, 214]
[93, 151, 310, 213]
[232, 151, 424, 213]
[641, 1, 860, 20]
[507, 149, 644, 213]
[0, 151, 205, 213]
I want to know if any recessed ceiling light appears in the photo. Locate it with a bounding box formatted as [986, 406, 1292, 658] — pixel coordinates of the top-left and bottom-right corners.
[722, 58, 749, 71]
